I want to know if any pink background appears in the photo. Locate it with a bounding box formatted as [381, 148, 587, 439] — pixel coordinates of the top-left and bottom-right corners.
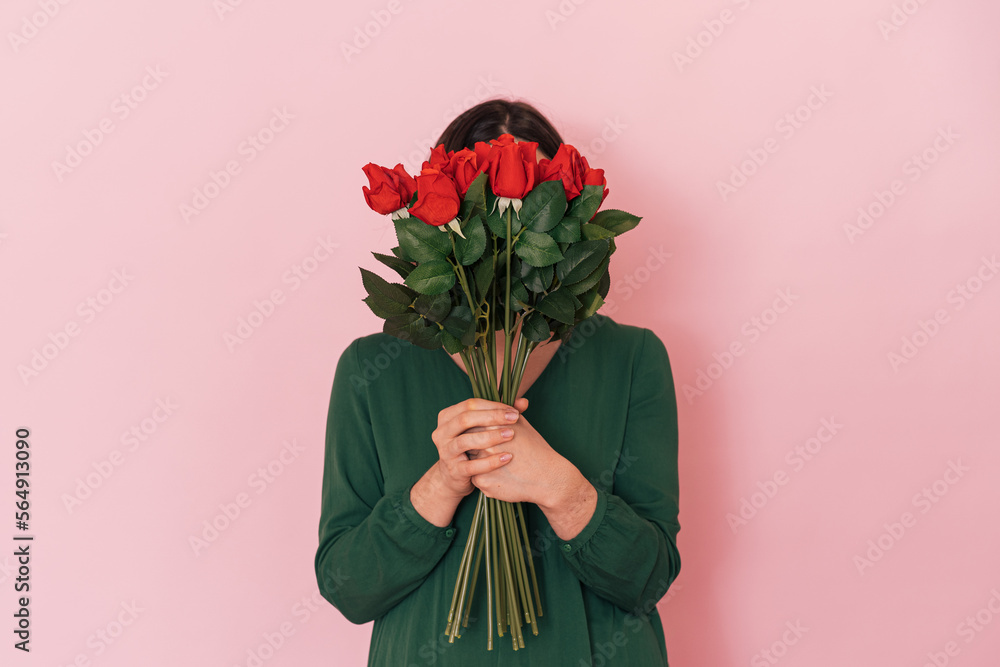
[3, 0, 999, 665]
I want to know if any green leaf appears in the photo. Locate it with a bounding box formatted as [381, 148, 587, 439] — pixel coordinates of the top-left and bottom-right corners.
[404, 259, 456, 295]
[566, 184, 604, 223]
[360, 268, 416, 306]
[372, 251, 414, 279]
[473, 258, 495, 302]
[518, 180, 566, 233]
[520, 311, 551, 342]
[597, 267, 611, 299]
[441, 329, 465, 354]
[514, 230, 564, 268]
[363, 294, 409, 319]
[394, 216, 452, 262]
[575, 288, 604, 320]
[484, 201, 521, 239]
[390, 245, 413, 262]
[550, 216, 582, 243]
[443, 304, 475, 346]
[536, 288, 576, 325]
[484, 206, 505, 238]
[567, 254, 610, 295]
[590, 209, 642, 236]
[581, 223, 617, 240]
[384, 312, 442, 350]
[554, 322, 574, 344]
[509, 278, 530, 311]
[454, 214, 487, 266]
[384, 311, 419, 334]
[413, 292, 452, 322]
[556, 240, 609, 285]
[520, 262, 553, 293]
[459, 172, 488, 221]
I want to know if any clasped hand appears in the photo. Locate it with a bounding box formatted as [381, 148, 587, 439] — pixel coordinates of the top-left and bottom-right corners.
[430, 397, 569, 507]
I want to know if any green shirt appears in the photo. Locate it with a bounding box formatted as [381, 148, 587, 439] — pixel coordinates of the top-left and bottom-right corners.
[315, 314, 681, 666]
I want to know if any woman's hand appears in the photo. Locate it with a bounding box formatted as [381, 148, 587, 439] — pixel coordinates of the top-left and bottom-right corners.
[409, 397, 526, 527]
[470, 398, 599, 540]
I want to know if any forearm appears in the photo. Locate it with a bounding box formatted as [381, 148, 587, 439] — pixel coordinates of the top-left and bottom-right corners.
[555, 489, 681, 613]
[538, 464, 599, 540]
[316, 485, 457, 624]
[409, 462, 465, 527]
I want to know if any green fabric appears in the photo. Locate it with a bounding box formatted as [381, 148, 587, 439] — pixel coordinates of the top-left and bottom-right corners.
[315, 314, 681, 666]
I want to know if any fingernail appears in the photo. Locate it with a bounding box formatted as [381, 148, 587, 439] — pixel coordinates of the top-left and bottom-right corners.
[501, 428, 513, 437]
[505, 411, 518, 421]
[500, 453, 512, 462]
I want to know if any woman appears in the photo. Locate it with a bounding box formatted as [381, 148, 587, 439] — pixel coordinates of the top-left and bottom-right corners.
[315, 100, 681, 666]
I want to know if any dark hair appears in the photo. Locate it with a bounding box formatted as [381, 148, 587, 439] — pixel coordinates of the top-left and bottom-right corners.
[435, 99, 564, 159]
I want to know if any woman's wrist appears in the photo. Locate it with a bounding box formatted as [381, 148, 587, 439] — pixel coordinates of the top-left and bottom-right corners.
[410, 462, 465, 528]
[538, 466, 598, 541]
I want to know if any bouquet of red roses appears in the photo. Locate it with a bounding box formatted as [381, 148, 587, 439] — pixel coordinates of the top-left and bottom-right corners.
[359, 133, 641, 650]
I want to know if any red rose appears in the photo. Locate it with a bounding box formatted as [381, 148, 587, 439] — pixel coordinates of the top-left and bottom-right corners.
[482, 133, 538, 199]
[473, 140, 492, 168]
[422, 144, 451, 172]
[581, 155, 610, 206]
[539, 143, 585, 200]
[419, 145, 483, 196]
[409, 168, 461, 226]
[446, 148, 482, 195]
[362, 163, 417, 215]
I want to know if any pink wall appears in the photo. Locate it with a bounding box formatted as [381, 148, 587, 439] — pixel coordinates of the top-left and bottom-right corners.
[3, 0, 998, 665]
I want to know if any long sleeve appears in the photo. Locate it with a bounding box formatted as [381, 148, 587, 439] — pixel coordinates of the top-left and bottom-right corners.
[556, 327, 681, 613]
[314, 338, 458, 624]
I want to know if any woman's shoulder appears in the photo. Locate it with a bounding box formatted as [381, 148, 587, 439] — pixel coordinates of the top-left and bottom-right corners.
[334, 330, 427, 375]
[567, 313, 665, 355]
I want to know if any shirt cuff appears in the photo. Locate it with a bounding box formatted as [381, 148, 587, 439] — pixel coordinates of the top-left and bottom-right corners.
[557, 486, 609, 556]
[391, 485, 460, 542]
